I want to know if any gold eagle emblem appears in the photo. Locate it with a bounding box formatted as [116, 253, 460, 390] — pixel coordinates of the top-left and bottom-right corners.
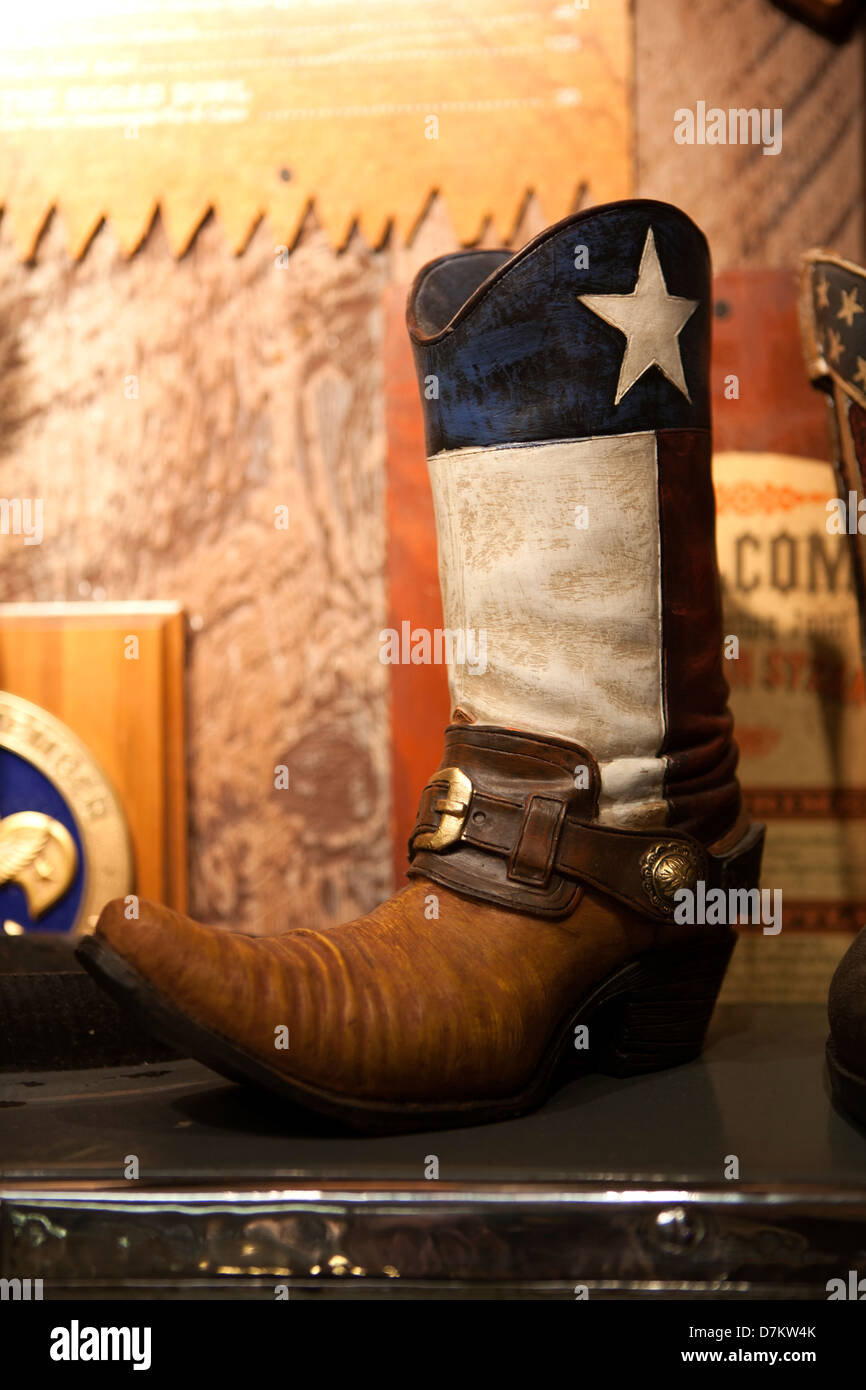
[0, 810, 78, 920]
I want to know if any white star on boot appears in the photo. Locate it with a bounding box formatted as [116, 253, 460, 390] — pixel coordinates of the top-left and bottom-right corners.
[579, 227, 699, 405]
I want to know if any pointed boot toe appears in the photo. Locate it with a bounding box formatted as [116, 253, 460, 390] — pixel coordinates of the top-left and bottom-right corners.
[80, 876, 745, 1131]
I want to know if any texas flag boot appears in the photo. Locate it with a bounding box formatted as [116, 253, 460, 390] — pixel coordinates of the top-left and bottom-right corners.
[78, 199, 764, 1131]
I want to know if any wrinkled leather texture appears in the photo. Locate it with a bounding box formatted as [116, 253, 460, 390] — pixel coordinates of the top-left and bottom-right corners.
[95, 879, 671, 1103]
[828, 927, 866, 1074]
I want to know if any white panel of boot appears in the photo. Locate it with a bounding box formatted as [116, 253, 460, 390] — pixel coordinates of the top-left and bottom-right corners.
[427, 431, 667, 829]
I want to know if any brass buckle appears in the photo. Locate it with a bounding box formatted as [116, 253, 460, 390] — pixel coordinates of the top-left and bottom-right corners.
[412, 767, 473, 851]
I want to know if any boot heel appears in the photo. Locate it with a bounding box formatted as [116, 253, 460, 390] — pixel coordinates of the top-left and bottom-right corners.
[595, 934, 736, 1077]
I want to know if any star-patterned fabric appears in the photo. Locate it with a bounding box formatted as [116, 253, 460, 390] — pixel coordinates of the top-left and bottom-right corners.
[806, 258, 866, 405]
[801, 248, 866, 667]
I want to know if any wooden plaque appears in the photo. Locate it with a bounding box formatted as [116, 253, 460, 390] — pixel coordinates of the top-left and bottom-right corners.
[0, 602, 186, 934]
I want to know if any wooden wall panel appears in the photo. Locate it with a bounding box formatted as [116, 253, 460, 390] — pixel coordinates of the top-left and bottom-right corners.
[0, 213, 392, 935]
[635, 0, 865, 268]
[383, 285, 450, 888]
[712, 269, 829, 456]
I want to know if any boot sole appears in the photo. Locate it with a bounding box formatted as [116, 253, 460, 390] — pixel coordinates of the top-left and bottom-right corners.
[826, 1040, 866, 1130]
[76, 931, 736, 1133]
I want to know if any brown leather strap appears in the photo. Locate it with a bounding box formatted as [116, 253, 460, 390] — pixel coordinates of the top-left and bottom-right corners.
[409, 725, 764, 922]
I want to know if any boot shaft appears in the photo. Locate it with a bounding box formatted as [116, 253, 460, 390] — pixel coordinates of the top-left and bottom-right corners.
[407, 200, 739, 843]
[407, 200, 712, 451]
